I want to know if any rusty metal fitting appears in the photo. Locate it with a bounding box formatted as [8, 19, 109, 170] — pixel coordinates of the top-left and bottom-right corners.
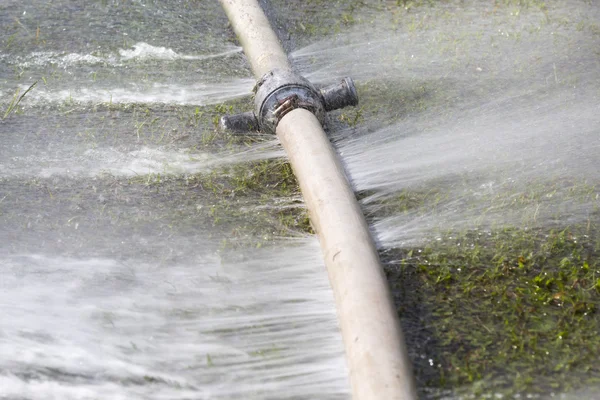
[253, 69, 325, 135]
[219, 69, 359, 135]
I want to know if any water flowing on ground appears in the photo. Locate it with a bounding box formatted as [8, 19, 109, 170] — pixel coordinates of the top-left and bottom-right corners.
[1, 2, 346, 399]
[1, 0, 599, 399]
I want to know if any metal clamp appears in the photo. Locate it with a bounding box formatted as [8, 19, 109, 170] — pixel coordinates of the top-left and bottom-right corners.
[219, 69, 358, 135]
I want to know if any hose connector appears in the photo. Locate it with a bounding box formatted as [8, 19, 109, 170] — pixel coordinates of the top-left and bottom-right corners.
[219, 69, 358, 135]
[320, 77, 358, 111]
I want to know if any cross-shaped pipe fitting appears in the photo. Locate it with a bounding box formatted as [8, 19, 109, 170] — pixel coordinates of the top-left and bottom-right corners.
[219, 69, 358, 135]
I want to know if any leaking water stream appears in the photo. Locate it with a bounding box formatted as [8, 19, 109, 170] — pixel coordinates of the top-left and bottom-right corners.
[1, 0, 599, 399]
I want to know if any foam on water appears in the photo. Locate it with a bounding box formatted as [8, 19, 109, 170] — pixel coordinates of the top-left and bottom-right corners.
[1, 42, 242, 68]
[118, 42, 243, 62]
[1, 42, 250, 107]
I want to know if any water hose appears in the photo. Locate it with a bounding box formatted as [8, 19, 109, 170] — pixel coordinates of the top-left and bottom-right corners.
[218, 1, 417, 398]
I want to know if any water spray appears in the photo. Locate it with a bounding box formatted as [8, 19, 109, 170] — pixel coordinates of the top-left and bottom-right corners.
[218, 0, 417, 399]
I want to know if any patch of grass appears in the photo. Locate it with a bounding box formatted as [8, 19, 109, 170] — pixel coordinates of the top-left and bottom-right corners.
[358, 187, 446, 219]
[127, 158, 312, 249]
[1, 157, 309, 262]
[362, 176, 598, 398]
[383, 221, 599, 398]
[496, 0, 548, 11]
[4, 94, 258, 150]
[2, 81, 37, 120]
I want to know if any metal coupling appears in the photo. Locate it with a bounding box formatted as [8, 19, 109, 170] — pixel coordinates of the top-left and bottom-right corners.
[320, 77, 358, 111]
[219, 69, 359, 135]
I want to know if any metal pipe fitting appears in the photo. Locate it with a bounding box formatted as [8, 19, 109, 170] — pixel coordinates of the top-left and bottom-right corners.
[219, 69, 359, 135]
[253, 69, 325, 135]
[218, 111, 259, 133]
[320, 77, 359, 112]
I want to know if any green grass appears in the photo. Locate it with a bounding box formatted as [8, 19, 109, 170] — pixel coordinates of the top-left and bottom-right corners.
[2, 81, 37, 120]
[0, 157, 311, 265]
[125, 157, 313, 250]
[359, 178, 599, 397]
[383, 223, 600, 398]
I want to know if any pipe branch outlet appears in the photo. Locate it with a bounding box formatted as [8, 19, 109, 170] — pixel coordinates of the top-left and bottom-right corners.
[219, 69, 358, 134]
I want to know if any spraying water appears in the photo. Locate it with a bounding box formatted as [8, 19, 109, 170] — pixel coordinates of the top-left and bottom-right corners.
[1, 1, 347, 399]
[1, 0, 599, 399]
[290, 1, 599, 245]
[288, 3, 599, 396]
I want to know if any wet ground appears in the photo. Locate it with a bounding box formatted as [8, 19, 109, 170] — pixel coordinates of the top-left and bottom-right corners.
[1, 1, 346, 399]
[1, 0, 600, 399]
